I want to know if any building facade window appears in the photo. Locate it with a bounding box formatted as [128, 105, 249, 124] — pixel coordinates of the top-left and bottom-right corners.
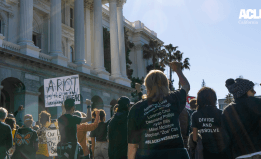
[32, 33, 41, 49]
[70, 8, 74, 28]
[70, 46, 74, 62]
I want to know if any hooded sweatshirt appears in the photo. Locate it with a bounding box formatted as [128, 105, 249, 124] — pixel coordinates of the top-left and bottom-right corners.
[108, 111, 128, 159]
[222, 96, 261, 158]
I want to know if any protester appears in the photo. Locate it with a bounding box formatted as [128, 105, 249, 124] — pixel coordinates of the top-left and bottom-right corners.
[36, 111, 52, 159]
[191, 87, 228, 159]
[113, 104, 119, 114]
[12, 114, 39, 159]
[108, 96, 130, 159]
[57, 98, 92, 159]
[179, 107, 190, 149]
[222, 78, 261, 159]
[188, 98, 197, 133]
[73, 110, 100, 159]
[0, 108, 13, 159]
[90, 109, 110, 159]
[189, 98, 197, 114]
[14, 105, 24, 127]
[5, 117, 16, 157]
[127, 61, 190, 159]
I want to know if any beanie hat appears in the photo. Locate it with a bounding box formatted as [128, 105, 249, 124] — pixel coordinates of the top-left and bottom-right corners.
[225, 78, 254, 98]
[117, 96, 130, 111]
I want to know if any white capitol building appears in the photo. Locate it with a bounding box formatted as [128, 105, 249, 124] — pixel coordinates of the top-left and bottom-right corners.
[0, 0, 162, 123]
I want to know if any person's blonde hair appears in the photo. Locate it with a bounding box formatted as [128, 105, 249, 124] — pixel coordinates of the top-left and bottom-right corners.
[92, 108, 106, 122]
[144, 70, 170, 102]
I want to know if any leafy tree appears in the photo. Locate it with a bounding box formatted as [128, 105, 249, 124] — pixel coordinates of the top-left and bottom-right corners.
[143, 39, 165, 70]
[103, 27, 111, 73]
[124, 27, 135, 79]
[146, 63, 165, 73]
[224, 93, 233, 105]
[202, 79, 206, 87]
[130, 77, 144, 102]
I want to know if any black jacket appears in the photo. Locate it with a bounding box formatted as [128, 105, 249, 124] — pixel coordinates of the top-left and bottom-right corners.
[0, 122, 13, 159]
[222, 97, 261, 158]
[108, 111, 128, 159]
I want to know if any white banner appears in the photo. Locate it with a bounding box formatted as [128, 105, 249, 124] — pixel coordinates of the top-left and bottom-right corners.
[46, 129, 59, 157]
[44, 75, 80, 107]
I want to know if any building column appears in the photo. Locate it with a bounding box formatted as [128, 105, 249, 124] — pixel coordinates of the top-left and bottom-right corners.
[84, 6, 92, 67]
[74, 0, 91, 74]
[50, 0, 68, 67]
[109, 0, 121, 79]
[93, 0, 110, 80]
[0, 85, 3, 107]
[117, 1, 127, 78]
[135, 44, 145, 78]
[64, 0, 70, 26]
[24, 91, 41, 122]
[18, 0, 40, 58]
[0, 34, 5, 47]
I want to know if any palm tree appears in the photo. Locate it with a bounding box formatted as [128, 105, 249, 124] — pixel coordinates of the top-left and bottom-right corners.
[224, 93, 233, 105]
[174, 50, 190, 88]
[163, 44, 178, 84]
[202, 79, 206, 87]
[143, 39, 165, 70]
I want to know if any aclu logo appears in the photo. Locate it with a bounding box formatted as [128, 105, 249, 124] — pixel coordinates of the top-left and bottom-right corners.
[238, 9, 260, 24]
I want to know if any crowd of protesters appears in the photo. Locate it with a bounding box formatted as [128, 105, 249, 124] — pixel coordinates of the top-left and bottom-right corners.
[0, 61, 260, 159]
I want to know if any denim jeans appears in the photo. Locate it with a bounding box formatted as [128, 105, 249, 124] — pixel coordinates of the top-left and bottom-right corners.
[93, 142, 109, 159]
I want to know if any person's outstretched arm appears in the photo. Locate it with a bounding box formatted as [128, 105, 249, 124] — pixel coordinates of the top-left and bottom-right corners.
[81, 99, 92, 123]
[128, 143, 138, 159]
[91, 137, 95, 157]
[14, 105, 24, 117]
[170, 62, 190, 94]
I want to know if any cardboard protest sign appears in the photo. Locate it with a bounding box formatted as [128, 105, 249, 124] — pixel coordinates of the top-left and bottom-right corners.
[44, 75, 80, 107]
[46, 129, 59, 156]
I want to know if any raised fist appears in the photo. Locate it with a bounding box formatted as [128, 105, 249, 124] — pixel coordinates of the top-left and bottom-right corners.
[135, 83, 141, 92]
[86, 99, 91, 106]
[170, 61, 182, 72]
[18, 105, 24, 111]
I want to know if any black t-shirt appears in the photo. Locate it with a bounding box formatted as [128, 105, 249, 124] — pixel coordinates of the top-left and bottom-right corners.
[90, 120, 110, 142]
[58, 114, 82, 143]
[108, 111, 128, 159]
[12, 127, 38, 159]
[128, 89, 187, 150]
[0, 122, 12, 158]
[191, 106, 225, 153]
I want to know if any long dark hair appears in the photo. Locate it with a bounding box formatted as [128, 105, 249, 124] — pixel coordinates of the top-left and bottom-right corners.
[196, 87, 217, 110]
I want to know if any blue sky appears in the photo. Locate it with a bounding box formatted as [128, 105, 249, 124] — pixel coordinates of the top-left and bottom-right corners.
[123, 0, 261, 100]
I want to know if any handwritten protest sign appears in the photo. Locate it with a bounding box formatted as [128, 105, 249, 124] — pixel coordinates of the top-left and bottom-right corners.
[44, 75, 80, 107]
[46, 129, 59, 157]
